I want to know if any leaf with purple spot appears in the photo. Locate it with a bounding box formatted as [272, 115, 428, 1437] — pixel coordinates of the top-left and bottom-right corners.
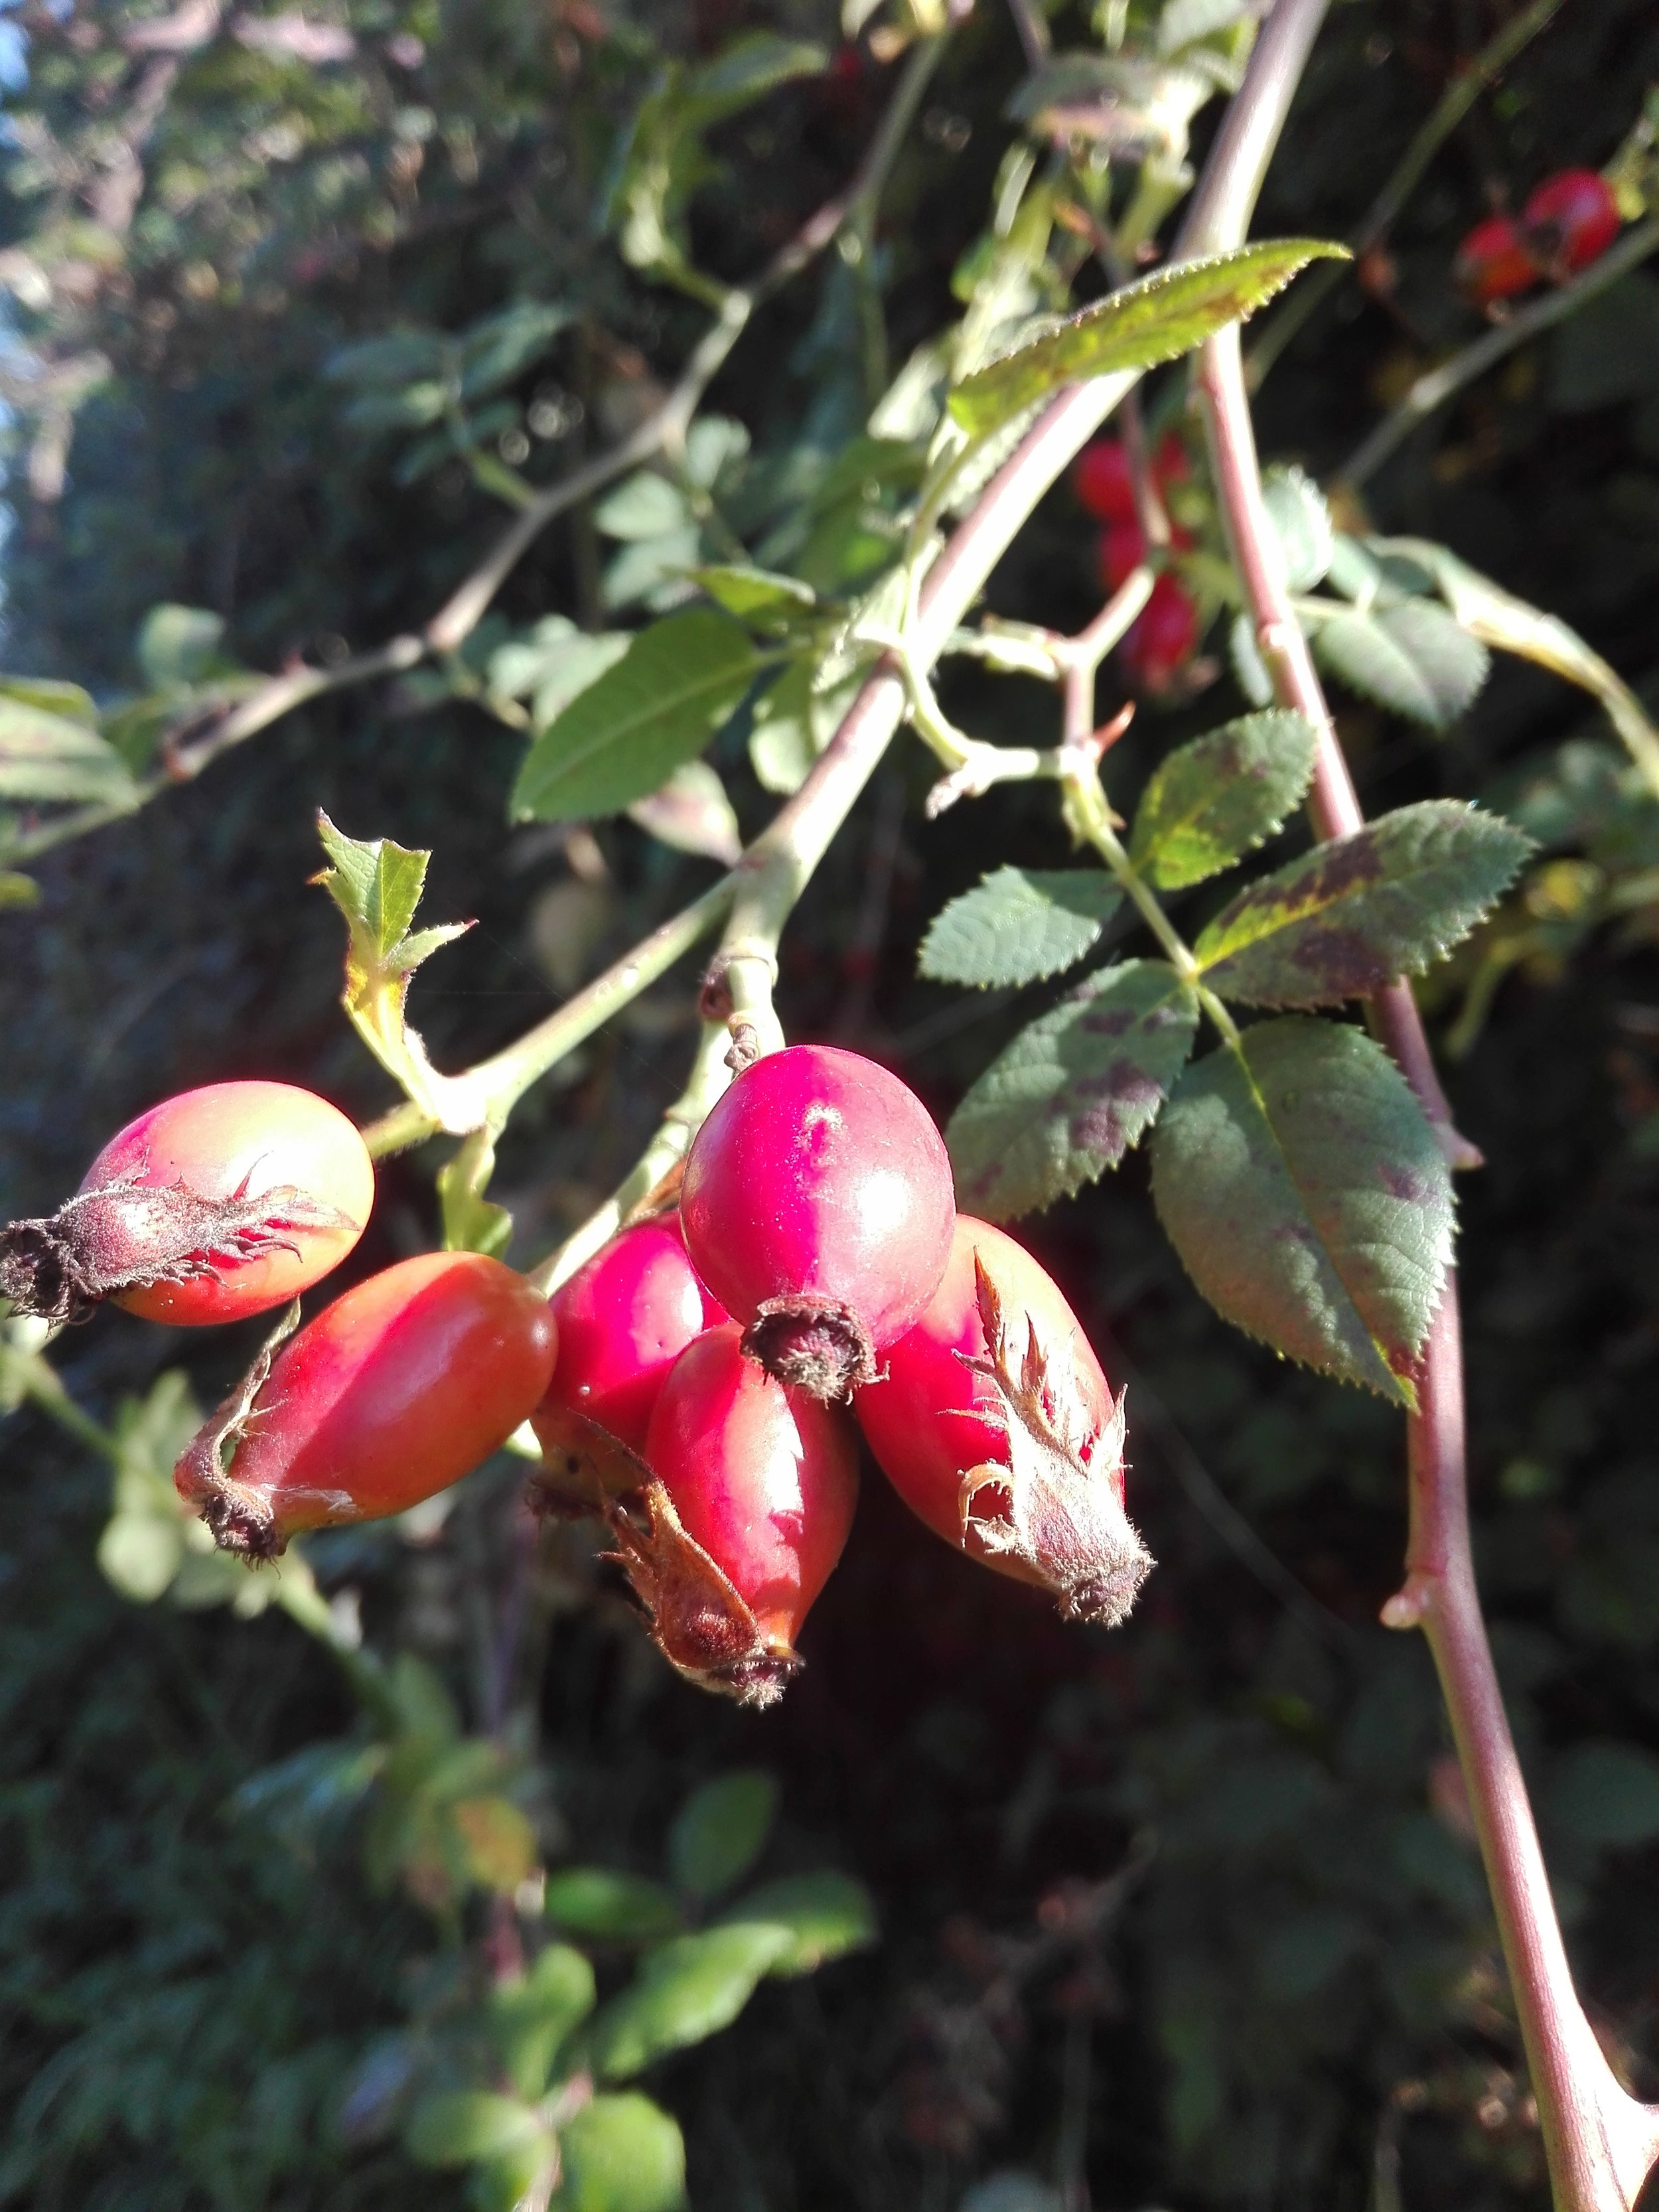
[946, 960, 1200, 1219]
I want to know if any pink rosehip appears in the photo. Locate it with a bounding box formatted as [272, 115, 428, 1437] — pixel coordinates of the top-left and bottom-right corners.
[1522, 169, 1621, 276]
[536, 1217, 726, 1454]
[605, 1325, 860, 1706]
[854, 1216, 1149, 1626]
[680, 1045, 956, 1399]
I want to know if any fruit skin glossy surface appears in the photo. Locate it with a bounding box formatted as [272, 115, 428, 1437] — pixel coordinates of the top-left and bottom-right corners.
[855, 1216, 1118, 1581]
[642, 1325, 859, 1651]
[680, 1045, 956, 1394]
[92, 1082, 373, 1324]
[1522, 169, 1620, 273]
[1073, 433, 1187, 524]
[536, 1218, 726, 1452]
[177, 1251, 557, 1552]
[1452, 214, 1539, 305]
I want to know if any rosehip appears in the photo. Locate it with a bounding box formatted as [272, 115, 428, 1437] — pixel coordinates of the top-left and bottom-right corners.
[530, 1216, 726, 1509]
[600, 1325, 859, 1706]
[0, 1081, 374, 1327]
[1120, 573, 1199, 692]
[1452, 214, 1539, 306]
[175, 1251, 557, 1557]
[1073, 433, 1188, 524]
[1522, 169, 1621, 275]
[680, 1045, 956, 1400]
[1098, 519, 1147, 593]
[854, 1216, 1150, 1625]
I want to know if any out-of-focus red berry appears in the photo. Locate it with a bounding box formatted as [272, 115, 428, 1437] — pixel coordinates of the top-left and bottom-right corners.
[1522, 169, 1621, 275]
[1121, 573, 1200, 690]
[1074, 433, 1189, 524]
[1453, 215, 1540, 306]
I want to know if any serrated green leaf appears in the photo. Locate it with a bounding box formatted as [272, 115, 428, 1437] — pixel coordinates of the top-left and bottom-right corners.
[324, 329, 445, 387]
[586, 1924, 793, 2081]
[0, 699, 137, 807]
[920, 867, 1123, 989]
[511, 610, 760, 824]
[1373, 536, 1659, 795]
[0, 675, 98, 729]
[553, 2093, 687, 2212]
[491, 1943, 596, 2098]
[1194, 800, 1534, 1007]
[668, 1772, 778, 1902]
[719, 1870, 877, 1976]
[748, 660, 863, 796]
[948, 240, 1347, 435]
[626, 760, 741, 866]
[1129, 711, 1318, 890]
[136, 603, 232, 688]
[687, 32, 826, 116]
[948, 961, 1200, 1218]
[545, 1869, 682, 1943]
[458, 299, 572, 400]
[1228, 612, 1275, 707]
[1312, 601, 1489, 729]
[693, 564, 817, 628]
[1150, 1017, 1454, 1402]
[1261, 465, 1333, 593]
[314, 813, 429, 957]
[593, 473, 689, 542]
[406, 2091, 545, 2170]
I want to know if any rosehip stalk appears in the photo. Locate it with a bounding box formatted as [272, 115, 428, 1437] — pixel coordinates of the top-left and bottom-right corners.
[175, 1250, 557, 1556]
[854, 1216, 1151, 1625]
[600, 1325, 859, 1706]
[0, 1081, 374, 1326]
[680, 1045, 956, 1399]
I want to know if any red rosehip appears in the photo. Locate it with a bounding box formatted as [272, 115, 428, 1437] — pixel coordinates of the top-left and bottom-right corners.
[1452, 214, 1540, 306]
[604, 1325, 859, 1706]
[1522, 169, 1621, 275]
[175, 1251, 557, 1557]
[1098, 518, 1147, 593]
[0, 1081, 374, 1327]
[1120, 573, 1199, 691]
[1074, 433, 1188, 524]
[854, 1216, 1150, 1625]
[1074, 439, 1137, 523]
[531, 1216, 726, 1506]
[680, 1045, 956, 1400]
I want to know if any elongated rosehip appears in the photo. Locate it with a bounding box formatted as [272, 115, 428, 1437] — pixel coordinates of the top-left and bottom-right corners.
[1522, 169, 1620, 275]
[1120, 573, 1199, 692]
[680, 1045, 956, 1399]
[530, 1217, 726, 1510]
[602, 1325, 858, 1706]
[1452, 214, 1539, 306]
[176, 1251, 557, 1557]
[0, 1081, 373, 1326]
[854, 1217, 1150, 1626]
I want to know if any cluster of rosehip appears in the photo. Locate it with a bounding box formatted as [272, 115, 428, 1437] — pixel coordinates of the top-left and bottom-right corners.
[1453, 168, 1623, 309]
[0, 1051, 1147, 1707]
[1071, 430, 1198, 694]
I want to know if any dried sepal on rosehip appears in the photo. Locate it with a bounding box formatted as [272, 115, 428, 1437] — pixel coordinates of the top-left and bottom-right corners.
[0, 1082, 372, 1327]
[956, 1256, 1148, 1626]
[567, 1324, 859, 1708]
[600, 1475, 803, 1710]
[855, 1218, 1151, 1627]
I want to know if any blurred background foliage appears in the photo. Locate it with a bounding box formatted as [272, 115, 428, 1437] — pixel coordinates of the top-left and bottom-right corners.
[2, 0, 1659, 2207]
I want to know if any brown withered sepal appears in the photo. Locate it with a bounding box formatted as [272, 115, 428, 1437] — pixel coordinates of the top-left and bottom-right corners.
[173, 1301, 303, 1560]
[956, 1256, 1151, 1628]
[0, 1165, 356, 1325]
